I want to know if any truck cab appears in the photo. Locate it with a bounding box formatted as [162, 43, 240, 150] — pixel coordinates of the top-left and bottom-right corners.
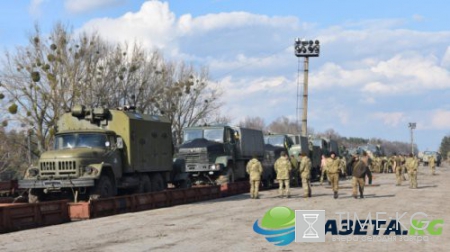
[177, 125, 264, 185]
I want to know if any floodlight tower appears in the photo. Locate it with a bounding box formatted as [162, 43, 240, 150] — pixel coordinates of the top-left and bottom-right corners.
[409, 122, 416, 154]
[294, 38, 320, 137]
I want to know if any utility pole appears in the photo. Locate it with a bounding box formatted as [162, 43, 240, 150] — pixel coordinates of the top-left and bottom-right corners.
[409, 122, 416, 154]
[294, 38, 320, 137]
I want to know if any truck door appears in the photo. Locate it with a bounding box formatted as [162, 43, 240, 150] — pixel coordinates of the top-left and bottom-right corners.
[224, 127, 235, 159]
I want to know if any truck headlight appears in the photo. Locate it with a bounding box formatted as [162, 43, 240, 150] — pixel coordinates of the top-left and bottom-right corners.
[28, 168, 39, 177]
[84, 166, 97, 175]
[210, 164, 216, 170]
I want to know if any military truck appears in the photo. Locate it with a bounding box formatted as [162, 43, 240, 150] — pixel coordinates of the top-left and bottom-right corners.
[19, 105, 186, 203]
[176, 125, 265, 185]
[422, 151, 441, 167]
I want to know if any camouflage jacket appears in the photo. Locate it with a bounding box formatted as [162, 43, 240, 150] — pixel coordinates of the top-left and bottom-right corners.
[352, 160, 373, 182]
[327, 157, 341, 174]
[246, 158, 263, 181]
[405, 157, 417, 172]
[299, 156, 312, 179]
[274, 156, 292, 180]
[429, 156, 436, 167]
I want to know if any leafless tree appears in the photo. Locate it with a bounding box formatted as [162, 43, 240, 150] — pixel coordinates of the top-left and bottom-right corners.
[237, 116, 266, 131]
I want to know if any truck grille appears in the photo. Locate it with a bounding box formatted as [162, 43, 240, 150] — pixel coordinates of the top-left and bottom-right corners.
[39, 161, 78, 177]
[180, 153, 208, 163]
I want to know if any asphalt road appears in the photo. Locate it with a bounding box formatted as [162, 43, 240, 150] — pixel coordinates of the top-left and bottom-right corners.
[0, 163, 448, 252]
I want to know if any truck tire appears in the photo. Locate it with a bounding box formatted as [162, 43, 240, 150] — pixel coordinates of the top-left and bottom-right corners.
[136, 174, 151, 193]
[179, 177, 192, 189]
[90, 175, 115, 199]
[150, 173, 165, 192]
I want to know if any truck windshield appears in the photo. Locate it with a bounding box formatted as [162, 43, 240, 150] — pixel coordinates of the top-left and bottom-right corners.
[183, 128, 224, 143]
[54, 133, 108, 150]
[264, 135, 285, 147]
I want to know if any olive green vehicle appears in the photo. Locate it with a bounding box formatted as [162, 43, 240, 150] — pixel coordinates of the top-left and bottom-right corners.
[176, 125, 265, 185]
[19, 105, 186, 203]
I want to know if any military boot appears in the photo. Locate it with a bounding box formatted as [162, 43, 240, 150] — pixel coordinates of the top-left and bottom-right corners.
[308, 190, 312, 198]
[333, 191, 338, 199]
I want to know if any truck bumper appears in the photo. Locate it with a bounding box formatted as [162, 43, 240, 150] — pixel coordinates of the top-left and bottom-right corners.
[185, 163, 224, 172]
[19, 179, 95, 189]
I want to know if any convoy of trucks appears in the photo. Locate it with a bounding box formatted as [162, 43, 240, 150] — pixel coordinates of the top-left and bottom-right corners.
[18, 104, 350, 202]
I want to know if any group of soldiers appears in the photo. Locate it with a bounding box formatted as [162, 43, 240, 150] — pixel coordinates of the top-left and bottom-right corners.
[245, 150, 437, 200]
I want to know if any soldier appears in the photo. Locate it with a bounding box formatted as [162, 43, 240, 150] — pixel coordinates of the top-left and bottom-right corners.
[327, 151, 341, 199]
[274, 151, 292, 198]
[401, 154, 407, 181]
[352, 152, 372, 199]
[339, 156, 347, 177]
[246, 155, 263, 199]
[299, 152, 312, 198]
[394, 153, 403, 186]
[405, 153, 418, 189]
[429, 155, 436, 175]
[319, 154, 327, 185]
[381, 156, 388, 173]
[388, 155, 396, 173]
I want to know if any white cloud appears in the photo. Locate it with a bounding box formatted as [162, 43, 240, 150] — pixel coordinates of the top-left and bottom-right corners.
[372, 112, 405, 127]
[29, 0, 47, 16]
[430, 110, 450, 130]
[65, 0, 125, 14]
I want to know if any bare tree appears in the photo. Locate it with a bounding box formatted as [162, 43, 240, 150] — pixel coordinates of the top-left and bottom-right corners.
[238, 116, 265, 131]
[0, 23, 224, 149]
[267, 116, 300, 135]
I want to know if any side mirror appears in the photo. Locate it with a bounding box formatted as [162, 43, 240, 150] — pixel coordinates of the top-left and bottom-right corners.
[117, 137, 124, 149]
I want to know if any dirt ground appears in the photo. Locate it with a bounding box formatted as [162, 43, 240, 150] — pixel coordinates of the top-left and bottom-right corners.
[0, 163, 449, 252]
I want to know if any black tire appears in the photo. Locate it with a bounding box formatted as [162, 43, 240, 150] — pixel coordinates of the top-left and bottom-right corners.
[262, 176, 274, 189]
[150, 173, 165, 192]
[179, 177, 192, 189]
[136, 174, 151, 193]
[90, 175, 116, 199]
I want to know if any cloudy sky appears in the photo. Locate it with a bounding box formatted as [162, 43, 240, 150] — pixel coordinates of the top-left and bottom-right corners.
[1, 0, 450, 151]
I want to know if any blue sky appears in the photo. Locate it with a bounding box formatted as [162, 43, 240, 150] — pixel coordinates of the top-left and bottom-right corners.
[1, 0, 450, 152]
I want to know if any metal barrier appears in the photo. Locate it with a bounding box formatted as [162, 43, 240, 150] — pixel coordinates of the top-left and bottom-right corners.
[69, 185, 222, 220]
[0, 181, 255, 233]
[0, 200, 70, 233]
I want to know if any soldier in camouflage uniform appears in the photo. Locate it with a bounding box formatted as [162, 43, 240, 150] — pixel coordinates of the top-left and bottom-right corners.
[401, 154, 407, 181]
[299, 152, 312, 198]
[274, 151, 292, 198]
[246, 155, 263, 199]
[319, 154, 328, 185]
[405, 153, 418, 189]
[327, 152, 341, 199]
[381, 156, 388, 173]
[429, 155, 436, 175]
[339, 156, 347, 177]
[352, 152, 372, 199]
[394, 153, 403, 186]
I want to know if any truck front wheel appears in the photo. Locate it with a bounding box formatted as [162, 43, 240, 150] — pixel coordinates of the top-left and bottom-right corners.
[151, 173, 165, 192]
[90, 175, 115, 199]
[136, 174, 151, 193]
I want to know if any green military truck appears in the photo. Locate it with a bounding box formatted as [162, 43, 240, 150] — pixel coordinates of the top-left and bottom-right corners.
[176, 125, 265, 185]
[19, 105, 185, 203]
